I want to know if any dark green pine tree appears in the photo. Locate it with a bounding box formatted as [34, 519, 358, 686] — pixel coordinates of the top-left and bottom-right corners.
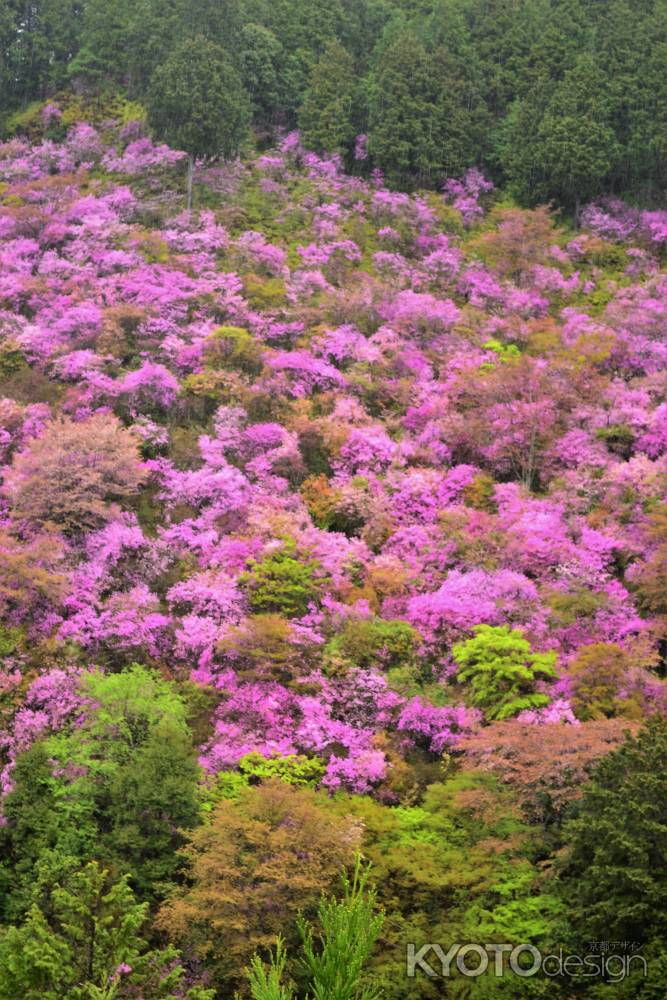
[67, 0, 134, 92]
[298, 39, 356, 157]
[146, 36, 251, 208]
[0, 0, 82, 108]
[0, 742, 92, 923]
[526, 0, 592, 88]
[367, 30, 437, 188]
[495, 85, 553, 205]
[239, 23, 286, 130]
[593, 0, 667, 198]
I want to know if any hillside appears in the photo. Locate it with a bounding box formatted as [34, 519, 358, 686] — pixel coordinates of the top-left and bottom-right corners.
[0, 113, 666, 997]
[2, 0, 667, 206]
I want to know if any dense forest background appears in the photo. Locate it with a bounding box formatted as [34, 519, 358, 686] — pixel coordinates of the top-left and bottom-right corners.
[1, 0, 667, 208]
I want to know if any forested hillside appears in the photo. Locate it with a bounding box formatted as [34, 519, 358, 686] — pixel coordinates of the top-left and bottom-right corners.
[2, 0, 667, 206]
[0, 104, 666, 996]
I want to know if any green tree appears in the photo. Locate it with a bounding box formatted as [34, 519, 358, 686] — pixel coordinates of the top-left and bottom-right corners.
[240, 23, 286, 129]
[0, 743, 84, 922]
[525, 0, 590, 86]
[298, 39, 356, 157]
[536, 55, 620, 217]
[0, 0, 82, 108]
[366, 31, 471, 187]
[67, 0, 133, 91]
[592, 0, 666, 196]
[156, 780, 361, 993]
[495, 87, 552, 204]
[0, 666, 200, 915]
[323, 617, 418, 674]
[248, 937, 294, 1000]
[0, 860, 213, 1000]
[103, 719, 201, 900]
[329, 772, 561, 998]
[247, 858, 384, 1000]
[559, 718, 667, 944]
[298, 858, 384, 1000]
[242, 539, 326, 618]
[146, 35, 251, 208]
[452, 624, 557, 720]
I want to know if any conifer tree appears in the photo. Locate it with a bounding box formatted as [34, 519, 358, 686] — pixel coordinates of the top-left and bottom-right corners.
[298, 39, 356, 157]
[147, 36, 251, 208]
[537, 55, 620, 218]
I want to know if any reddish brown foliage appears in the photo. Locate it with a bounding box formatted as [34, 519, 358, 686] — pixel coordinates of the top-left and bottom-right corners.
[457, 718, 641, 824]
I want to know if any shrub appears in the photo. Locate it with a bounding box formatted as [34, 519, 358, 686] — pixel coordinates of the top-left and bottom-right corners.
[203, 325, 264, 376]
[323, 617, 418, 674]
[3, 414, 146, 535]
[242, 541, 326, 618]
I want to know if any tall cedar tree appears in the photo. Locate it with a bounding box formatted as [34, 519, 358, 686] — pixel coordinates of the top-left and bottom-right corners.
[298, 39, 356, 157]
[146, 35, 251, 208]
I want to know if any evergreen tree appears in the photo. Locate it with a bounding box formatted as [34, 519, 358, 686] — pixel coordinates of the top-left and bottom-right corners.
[559, 718, 667, 945]
[246, 859, 384, 1000]
[103, 719, 201, 902]
[298, 39, 356, 157]
[526, 0, 591, 87]
[68, 0, 133, 91]
[596, 0, 667, 197]
[146, 36, 251, 208]
[0, 667, 201, 916]
[247, 938, 294, 1000]
[0, 0, 82, 106]
[367, 30, 437, 186]
[366, 31, 471, 186]
[536, 55, 620, 217]
[0, 743, 87, 923]
[240, 23, 286, 129]
[0, 861, 213, 999]
[121, 0, 185, 95]
[495, 85, 553, 203]
[298, 858, 385, 1000]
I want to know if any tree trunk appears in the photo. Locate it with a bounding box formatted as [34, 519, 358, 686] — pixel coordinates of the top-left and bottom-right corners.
[574, 194, 581, 229]
[186, 154, 194, 211]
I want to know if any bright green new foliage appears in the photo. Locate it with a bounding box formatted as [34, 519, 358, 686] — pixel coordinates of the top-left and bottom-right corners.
[452, 624, 557, 720]
[247, 937, 295, 1000]
[246, 858, 384, 1000]
[243, 539, 325, 618]
[0, 860, 213, 1000]
[298, 858, 385, 1000]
